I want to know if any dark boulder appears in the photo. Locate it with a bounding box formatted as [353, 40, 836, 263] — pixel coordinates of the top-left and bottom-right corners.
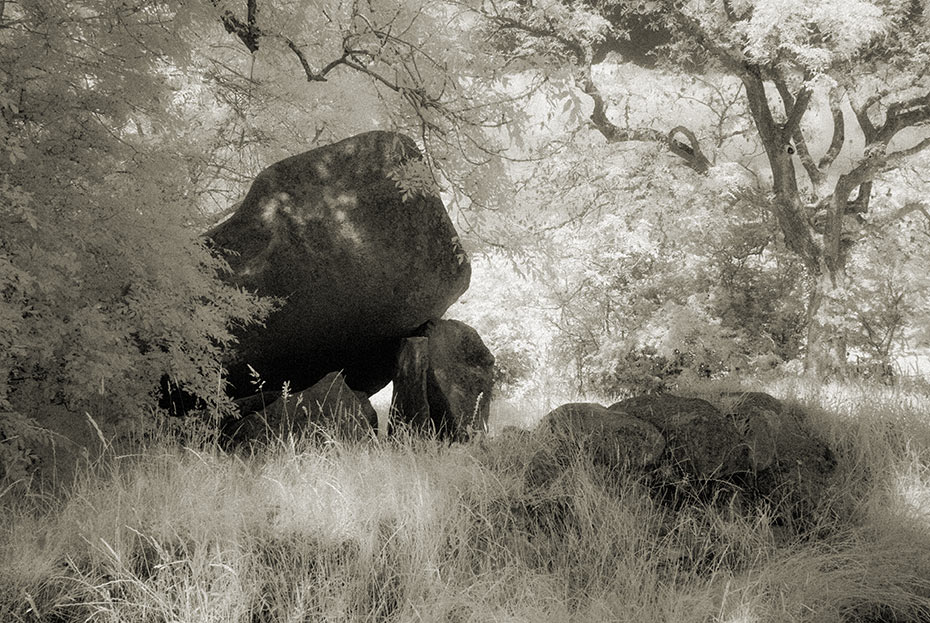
[207, 131, 471, 397]
[718, 391, 837, 507]
[538, 402, 666, 470]
[391, 337, 431, 433]
[424, 319, 495, 439]
[222, 371, 377, 446]
[608, 394, 750, 479]
[391, 319, 494, 440]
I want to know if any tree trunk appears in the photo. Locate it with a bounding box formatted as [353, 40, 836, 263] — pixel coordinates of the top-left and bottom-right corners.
[804, 274, 849, 376]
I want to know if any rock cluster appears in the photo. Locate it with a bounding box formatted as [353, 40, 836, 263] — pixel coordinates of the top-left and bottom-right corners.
[529, 392, 837, 511]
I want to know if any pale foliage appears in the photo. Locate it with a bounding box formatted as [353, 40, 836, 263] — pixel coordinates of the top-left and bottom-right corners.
[0, 0, 273, 463]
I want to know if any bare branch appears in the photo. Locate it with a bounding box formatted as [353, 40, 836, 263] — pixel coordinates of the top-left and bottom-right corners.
[667, 126, 712, 172]
[891, 201, 930, 223]
[578, 66, 710, 172]
[847, 181, 872, 216]
[783, 85, 812, 139]
[247, 0, 257, 31]
[213, 0, 261, 53]
[877, 93, 930, 142]
[285, 39, 327, 81]
[841, 133, 930, 191]
[818, 88, 845, 171]
[853, 104, 877, 142]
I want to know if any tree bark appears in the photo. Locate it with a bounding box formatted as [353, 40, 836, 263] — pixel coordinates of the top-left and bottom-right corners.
[804, 275, 850, 376]
[740, 70, 822, 275]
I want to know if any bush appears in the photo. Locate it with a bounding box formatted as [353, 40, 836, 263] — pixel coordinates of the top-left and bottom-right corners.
[591, 346, 696, 397]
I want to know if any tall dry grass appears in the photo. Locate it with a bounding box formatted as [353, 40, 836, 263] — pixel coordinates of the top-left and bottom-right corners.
[2, 377, 930, 622]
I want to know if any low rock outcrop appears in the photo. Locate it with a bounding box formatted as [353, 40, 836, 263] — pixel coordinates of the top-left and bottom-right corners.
[541, 402, 666, 468]
[527, 392, 838, 523]
[526, 402, 666, 490]
[719, 391, 837, 508]
[609, 394, 750, 479]
[222, 372, 377, 446]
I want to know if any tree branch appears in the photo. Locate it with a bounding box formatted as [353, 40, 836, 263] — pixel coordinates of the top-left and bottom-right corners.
[667, 9, 747, 75]
[783, 85, 812, 139]
[848, 181, 872, 216]
[667, 126, 712, 172]
[890, 200, 930, 223]
[213, 0, 261, 53]
[774, 77, 820, 186]
[877, 92, 930, 142]
[818, 88, 845, 171]
[841, 133, 930, 191]
[486, 12, 586, 62]
[578, 66, 710, 172]
[278, 38, 370, 82]
[853, 104, 878, 142]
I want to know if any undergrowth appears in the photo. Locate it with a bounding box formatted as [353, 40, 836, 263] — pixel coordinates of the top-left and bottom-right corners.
[2, 378, 930, 622]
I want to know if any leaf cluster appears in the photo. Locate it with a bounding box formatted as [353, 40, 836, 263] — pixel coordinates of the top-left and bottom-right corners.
[0, 0, 271, 462]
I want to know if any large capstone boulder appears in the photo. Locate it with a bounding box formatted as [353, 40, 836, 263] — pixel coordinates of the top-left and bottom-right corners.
[391, 319, 494, 440]
[222, 371, 377, 446]
[609, 394, 750, 479]
[207, 131, 471, 396]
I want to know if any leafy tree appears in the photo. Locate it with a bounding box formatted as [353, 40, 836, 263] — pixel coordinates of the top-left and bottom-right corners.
[0, 0, 275, 466]
[842, 202, 930, 373]
[470, 0, 930, 372]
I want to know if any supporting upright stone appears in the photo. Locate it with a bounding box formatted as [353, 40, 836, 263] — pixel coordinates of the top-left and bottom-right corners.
[391, 321, 495, 440]
[422, 319, 494, 440]
[392, 337, 432, 434]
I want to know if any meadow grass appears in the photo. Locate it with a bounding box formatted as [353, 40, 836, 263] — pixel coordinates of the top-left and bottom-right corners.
[2, 377, 930, 622]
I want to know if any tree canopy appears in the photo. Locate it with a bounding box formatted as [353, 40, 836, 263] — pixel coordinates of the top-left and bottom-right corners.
[464, 0, 930, 372]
